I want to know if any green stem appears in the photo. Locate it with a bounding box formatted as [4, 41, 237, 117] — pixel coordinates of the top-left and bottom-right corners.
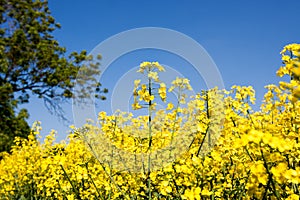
[260, 145, 281, 199]
[86, 142, 128, 200]
[170, 90, 181, 143]
[147, 75, 152, 200]
[205, 91, 212, 147]
[60, 165, 82, 200]
[85, 162, 105, 200]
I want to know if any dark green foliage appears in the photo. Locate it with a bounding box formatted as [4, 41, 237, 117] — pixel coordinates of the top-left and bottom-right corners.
[0, 0, 107, 153]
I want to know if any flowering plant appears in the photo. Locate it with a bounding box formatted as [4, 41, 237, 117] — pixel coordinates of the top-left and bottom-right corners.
[0, 44, 300, 199]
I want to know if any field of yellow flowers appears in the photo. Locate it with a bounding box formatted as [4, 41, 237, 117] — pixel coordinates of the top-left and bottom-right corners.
[0, 44, 300, 199]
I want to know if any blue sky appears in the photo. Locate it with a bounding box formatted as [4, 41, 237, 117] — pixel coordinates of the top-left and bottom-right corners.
[23, 0, 300, 141]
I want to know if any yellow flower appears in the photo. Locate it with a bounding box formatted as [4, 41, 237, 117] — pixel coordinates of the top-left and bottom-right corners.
[138, 61, 151, 73]
[271, 162, 287, 184]
[286, 194, 300, 200]
[182, 187, 201, 200]
[152, 61, 165, 71]
[134, 79, 141, 87]
[171, 77, 192, 91]
[166, 103, 174, 110]
[158, 83, 167, 102]
[284, 169, 300, 184]
[138, 61, 165, 73]
[132, 101, 142, 110]
[148, 71, 159, 82]
[201, 188, 212, 196]
[98, 111, 106, 120]
[159, 181, 172, 196]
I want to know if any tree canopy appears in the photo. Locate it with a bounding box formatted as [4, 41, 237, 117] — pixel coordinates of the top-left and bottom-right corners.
[0, 0, 107, 153]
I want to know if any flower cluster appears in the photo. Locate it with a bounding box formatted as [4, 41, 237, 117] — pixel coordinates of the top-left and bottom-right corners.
[277, 43, 300, 102]
[0, 46, 300, 199]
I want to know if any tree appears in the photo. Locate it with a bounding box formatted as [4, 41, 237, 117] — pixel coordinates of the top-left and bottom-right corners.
[0, 0, 107, 153]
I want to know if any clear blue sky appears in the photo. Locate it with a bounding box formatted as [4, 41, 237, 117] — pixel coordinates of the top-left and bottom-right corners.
[23, 0, 300, 141]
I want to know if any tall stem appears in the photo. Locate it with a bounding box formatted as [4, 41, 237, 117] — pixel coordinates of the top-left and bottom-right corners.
[147, 72, 152, 200]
